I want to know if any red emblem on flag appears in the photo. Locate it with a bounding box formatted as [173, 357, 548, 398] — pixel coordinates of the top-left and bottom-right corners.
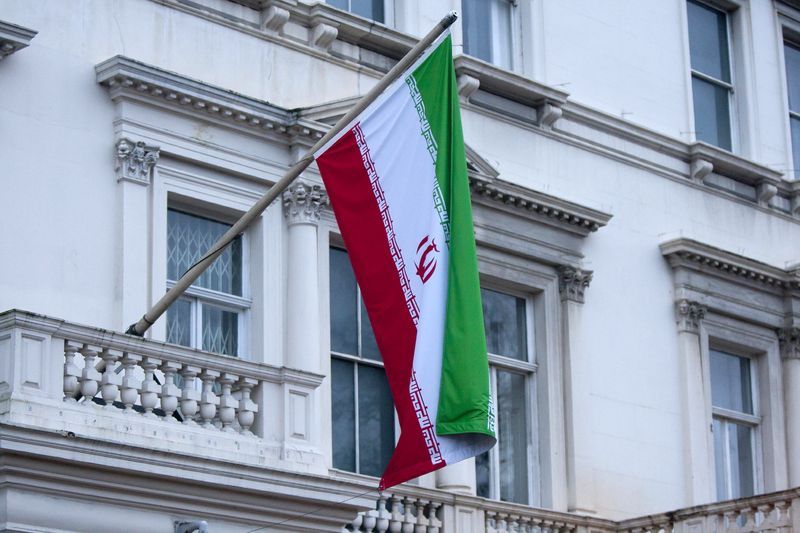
[415, 236, 439, 283]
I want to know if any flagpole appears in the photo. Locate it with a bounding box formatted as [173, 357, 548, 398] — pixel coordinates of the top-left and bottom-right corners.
[125, 11, 459, 337]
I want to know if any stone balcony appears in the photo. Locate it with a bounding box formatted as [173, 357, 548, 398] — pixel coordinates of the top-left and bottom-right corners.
[1, 308, 798, 532]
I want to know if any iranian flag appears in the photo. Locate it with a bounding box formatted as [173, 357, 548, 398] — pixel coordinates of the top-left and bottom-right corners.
[315, 32, 496, 489]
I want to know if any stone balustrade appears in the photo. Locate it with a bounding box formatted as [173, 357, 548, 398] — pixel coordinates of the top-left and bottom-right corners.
[0, 309, 326, 474]
[346, 488, 800, 533]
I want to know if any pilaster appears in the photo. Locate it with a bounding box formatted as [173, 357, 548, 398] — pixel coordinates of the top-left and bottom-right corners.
[778, 327, 800, 486]
[115, 138, 160, 332]
[674, 299, 714, 505]
[558, 266, 595, 513]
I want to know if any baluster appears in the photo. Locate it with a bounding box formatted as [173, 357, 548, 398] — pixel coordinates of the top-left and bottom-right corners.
[541, 519, 554, 533]
[99, 348, 121, 408]
[772, 500, 789, 531]
[199, 369, 220, 428]
[139, 356, 161, 417]
[79, 345, 101, 401]
[375, 493, 390, 533]
[485, 511, 497, 533]
[218, 373, 239, 432]
[388, 495, 403, 533]
[235, 377, 258, 434]
[160, 361, 181, 421]
[426, 501, 441, 533]
[401, 496, 415, 533]
[497, 513, 509, 533]
[350, 513, 364, 532]
[63, 340, 81, 401]
[414, 499, 429, 533]
[507, 515, 520, 533]
[119, 353, 142, 412]
[518, 516, 533, 533]
[179, 365, 201, 424]
[363, 508, 377, 533]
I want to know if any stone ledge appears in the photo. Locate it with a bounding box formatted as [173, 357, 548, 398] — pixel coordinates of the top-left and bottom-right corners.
[0, 20, 37, 60]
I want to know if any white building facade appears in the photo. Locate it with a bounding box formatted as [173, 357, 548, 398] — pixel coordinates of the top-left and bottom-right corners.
[0, 0, 799, 531]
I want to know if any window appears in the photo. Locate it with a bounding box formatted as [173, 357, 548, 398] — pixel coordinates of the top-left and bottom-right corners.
[687, 0, 733, 151]
[326, 0, 388, 23]
[475, 287, 534, 505]
[784, 41, 800, 175]
[165, 208, 247, 357]
[710, 349, 758, 500]
[462, 0, 516, 70]
[329, 247, 396, 477]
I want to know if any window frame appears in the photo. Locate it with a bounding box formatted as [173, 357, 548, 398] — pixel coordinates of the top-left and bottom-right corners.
[165, 206, 251, 357]
[325, 0, 395, 26]
[478, 282, 538, 505]
[699, 313, 789, 500]
[460, 0, 522, 72]
[686, 0, 738, 152]
[328, 242, 399, 478]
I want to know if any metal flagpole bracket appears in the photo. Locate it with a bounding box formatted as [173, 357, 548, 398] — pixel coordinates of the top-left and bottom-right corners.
[125, 11, 459, 338]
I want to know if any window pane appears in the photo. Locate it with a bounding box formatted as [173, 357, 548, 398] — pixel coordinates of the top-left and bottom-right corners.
[201, 304, 238, 356]
[490, 0, 513, 70]
[332, 358, 356, 472]
[785, 43, 800, 112]
[482, 288, 527, 360]
[713, 418, 727, 500]
[729, 422, 754, 498]
[167, 209, 242, 296]
[463, 0, 492, 63]
[497, 370, 528, 504]
[350, 0, 384, 22]
[791, 116, 800, 172]
[330, 248, 358, 355]
[710, 350, 753, 414]
[358, 365, 395, 477]
[360, 298, 381, 361]
[688, 0, 730, 82]
[327, 0, 348, 11]
[475, 450, 491, 498]
[166, 298, 192, 347]
[692, 76, 732, 150]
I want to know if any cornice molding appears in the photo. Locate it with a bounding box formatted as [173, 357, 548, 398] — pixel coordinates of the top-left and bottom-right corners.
[0, 20, 37, 60]
[470, 175, 612, 237]
[95, 56, 327, 145]
[660, 238, 799, 292]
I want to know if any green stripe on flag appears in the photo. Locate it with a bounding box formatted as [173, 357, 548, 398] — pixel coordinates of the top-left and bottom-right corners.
[409, 36, 495, 439]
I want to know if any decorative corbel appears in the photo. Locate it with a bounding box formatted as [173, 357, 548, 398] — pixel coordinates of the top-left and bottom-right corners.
[261, 5, 290, 34]
[309, 19, 338, 51]
[756, 181, 778, 207]
[115, 138, 160, 185]
[456, 73, 480, 102]
[536, 101, 563, 130]
[690, 158, 713, 183]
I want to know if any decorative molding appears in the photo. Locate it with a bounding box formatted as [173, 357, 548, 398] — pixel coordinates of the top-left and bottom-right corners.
[260, 5, 290, 34]
[95, 56, 327, 144]
[454, 54, 569, 129]
[778, 327, 800, 360]
[0, 20, 37, 61]
[464, 145, 500, 181]
[690, 159, 714, 183]
[282, 179, 329, 225]
[660, 238, 800, 292]
[675, 299, 707, 334]
[309, 19, 338, 51]
[457, 73, 480, 101]
[115, 138, 160, 184]
[470, 175, 612, 237]
[558, 266, 593, 303]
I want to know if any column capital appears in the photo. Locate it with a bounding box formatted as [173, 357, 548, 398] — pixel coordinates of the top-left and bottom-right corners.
[558, 266, 593, 304]
[282, 179, 329, 225]
[778, 327, 800, 361]
[115, 137, 160, 185]
[676, 299, 707, 334]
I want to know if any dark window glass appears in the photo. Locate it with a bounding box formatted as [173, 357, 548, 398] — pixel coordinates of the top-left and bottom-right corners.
[692, 76, 732, 150]
[482, 288, 528, 360]
[688, 1, 730, 82]
[332, 358, 356, 472]
[463, 0, 492, 63]
[497, 370, 529, 504]
[791, 116, 800, 172]
[357, 365, 395, 476]
[475, 450, 491, 498]
[327, 0, 384, 23]
[710, 350, 753, 414]
[201, 305, 238, 356]
[166, 298, 192, 347]
[784, 43, 800, 112]
[330, 248, 358, 355]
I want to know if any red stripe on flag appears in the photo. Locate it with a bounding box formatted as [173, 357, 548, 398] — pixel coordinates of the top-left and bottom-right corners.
[317, 126, 443, 489]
